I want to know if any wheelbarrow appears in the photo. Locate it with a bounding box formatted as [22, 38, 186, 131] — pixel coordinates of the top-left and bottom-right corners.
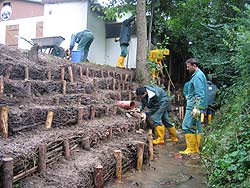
[31, 36, 66, 58]
[19, 36, 66, 58]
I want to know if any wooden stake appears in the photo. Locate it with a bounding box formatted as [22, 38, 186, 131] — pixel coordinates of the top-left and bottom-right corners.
[81, 137, 90, 150]
[60, 66, 65, 80]
[136, 141, 144, 171]
[94, 165, 104, 188]
[101, 69, 104, 78]
[79, 66, 83, 79]
[86, 67, 89, 77]
[62, 80, 67, 95]
[63, 139, 70, 160]
[77, 107, 84, 125]
[113, 150, 122, 179]
[90, 106, 95, 120]
[38, 144, 47, 173]
[26, 81, 31, 97]
[45, 110, 54, 129]
[68, 66, 74, 82]
[112, 78, 116, 90]
[25, 66, 29, 80]
[108, 127, 112, 140]
[113, 106, 117, 115]
[124, 74, 128, 82]
[0, 105, 9, 138]
[4, 65, 12, 80]
[0, 76, 4, 94]
[148, 129, 154, 161]
[47, 70, 51, 80]
[2, 157, 13, 188]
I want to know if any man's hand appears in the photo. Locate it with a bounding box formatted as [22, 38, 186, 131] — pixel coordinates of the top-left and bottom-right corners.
[130, 108, 141, 113]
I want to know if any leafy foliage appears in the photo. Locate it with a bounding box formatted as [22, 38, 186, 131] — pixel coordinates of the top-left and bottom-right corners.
[202, 5, 250, 188]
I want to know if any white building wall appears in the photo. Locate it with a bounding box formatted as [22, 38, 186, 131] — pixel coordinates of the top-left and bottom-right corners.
[0, 16, 43, 49]
[105, 36, 137, 68]
[87, 10, 106, 64]
[43, 1, 88, 49]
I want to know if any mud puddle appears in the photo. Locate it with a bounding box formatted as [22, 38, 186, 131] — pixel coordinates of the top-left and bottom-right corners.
[106, 142, 207, 188]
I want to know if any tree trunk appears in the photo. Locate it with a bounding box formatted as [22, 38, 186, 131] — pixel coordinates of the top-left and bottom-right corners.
[136, 0, 150, 85]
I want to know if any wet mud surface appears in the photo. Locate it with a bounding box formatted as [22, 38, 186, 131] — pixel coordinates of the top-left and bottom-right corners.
[106, 139, 207, 188]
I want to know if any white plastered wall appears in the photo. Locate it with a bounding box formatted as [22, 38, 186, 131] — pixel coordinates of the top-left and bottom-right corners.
[0, 16, 43, 49]
[43, 1, 88, 50]
[86, 9, 106, 64]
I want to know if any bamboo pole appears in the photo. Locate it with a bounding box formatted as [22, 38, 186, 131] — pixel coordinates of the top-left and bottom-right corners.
[0, 76, 4, 94]
[38, 144, 47, 173]
[0, 105, 9, 138]
[136, 141, 144, 171]
[62, 80, 67, 96]
[2, 157, 14, 188]
[45, 110, 54, 129]
[113, 150, 122, 180]
[77, 107, 84, 125]
[148, 129, 154, 161]
[25, 66, 29, 80]
[63, 139, 70, 160]
[94, 165, 104, 188]
[60, 66, 65, 80]
[68, 66, 74, 82]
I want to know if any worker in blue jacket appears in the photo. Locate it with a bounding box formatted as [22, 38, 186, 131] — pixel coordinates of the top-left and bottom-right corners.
[135, 85, 178, 145]
[179, 58, 208, 155]
[69, 30, 94, 62]
[116, 16, 135, 68]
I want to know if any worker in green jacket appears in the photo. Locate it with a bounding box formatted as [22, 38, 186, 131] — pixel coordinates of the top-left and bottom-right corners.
[69, 30, 94, 62]
[116, 16, 135, 68]
[135, 85, 178, 145]
[179, 58, 208, 155]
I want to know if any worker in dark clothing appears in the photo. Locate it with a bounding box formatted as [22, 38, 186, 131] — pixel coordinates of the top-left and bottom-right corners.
[179, 58, 208, 155]
[69, 30, 94, 62]
[206, 80, 218, 124]
[116, 16, 135, 68]
[135, 85, 178, 145]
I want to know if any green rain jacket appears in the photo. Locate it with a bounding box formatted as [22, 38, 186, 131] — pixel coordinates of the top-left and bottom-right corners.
[186, 68, 208, 110]
[139, 85, 172, 126]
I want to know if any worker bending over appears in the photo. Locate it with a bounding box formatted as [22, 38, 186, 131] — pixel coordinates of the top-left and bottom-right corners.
[135, 85, 178, 145]
[69, 29, 94, 62]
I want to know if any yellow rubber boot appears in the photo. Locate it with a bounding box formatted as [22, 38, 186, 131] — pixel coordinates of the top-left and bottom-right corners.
[116, 56, 125, 68]
[195, 134, 202, 153]
[208, 114, 212, 124]
[167, 126, 179, 142]
[200, 113, 205, 124]
[179, 134, 196, 154]
[153, 125, 165, 145]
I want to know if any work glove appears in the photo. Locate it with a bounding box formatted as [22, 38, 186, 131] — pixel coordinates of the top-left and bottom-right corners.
[191, 107, 201, 119]
[141, 112, 146, 123]
[130, 108, 141, 113]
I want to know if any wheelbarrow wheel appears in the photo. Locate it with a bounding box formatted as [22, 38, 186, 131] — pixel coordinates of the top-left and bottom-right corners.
[51, 47, 65, 58]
